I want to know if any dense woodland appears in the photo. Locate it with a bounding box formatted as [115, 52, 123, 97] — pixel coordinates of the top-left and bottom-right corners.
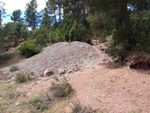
[1, 0, 150, 59]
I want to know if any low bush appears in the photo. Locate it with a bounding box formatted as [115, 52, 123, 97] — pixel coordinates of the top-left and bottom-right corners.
[9, 93, 15, 99]
[18, 40, 40, 57]
[9, 92, 20, 99]
[28, 95, 49, 112]
[9, 65, 19, 72]
[107, 18, 150, 60]
[33, 28, 49, 46]
[50, 77, 73, 98]
[49, 28, 66, 43]
[15, 73, 32, 83]
[71, 101, 108, 113]
[29, 96, 40, 105]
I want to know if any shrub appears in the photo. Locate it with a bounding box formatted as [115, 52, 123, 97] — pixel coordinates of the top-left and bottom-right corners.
[28, 95, 49, 112]
[29, 96, 40, 105]
[105, 28, 129, 60]
[71, 101, 108, 113]
[50, 77, 73, 98]
[33, 28, 49, 46]
[9, 93, 15, 99]
[18, 40, 40, 57]
[49, 28, 66, 43]
[69, 20, 87, 41]
[107, 18, 150, 60]
[15, 73, 32, 83]
[9, 92, 20, 99]
[9, 65, 19, 72]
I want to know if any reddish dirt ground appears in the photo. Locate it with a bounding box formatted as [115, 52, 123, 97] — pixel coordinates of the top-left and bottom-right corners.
[70, 65, 150, 113]
[0, 54, 25, 68]
[17, 44, 150, 113]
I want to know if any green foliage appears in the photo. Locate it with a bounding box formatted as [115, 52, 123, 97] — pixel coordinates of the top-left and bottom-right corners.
[71, 101, 108, 113]
[29, 96, 40, 105]
[40, 103, 48, 110]
[41, 8, 54, 27]
[21, 27, 30, 40]
[0, 22, 28, 50]
[69, 20, 87, 41]
[9, 93, 15, 99]
[131, 17, 150, 53]
[18, 40, 40, 57]
[9, 65, 19, 72]
[25, 0, 41, 30]
[106, 28, 130, 60]
[33, 27, 49, 46]
[28, 95, 49, 112]
[49, 20, 89, 43]
[87, 13, 115, 38]
[49, 28, 66, 43]
[107, 17, 150, 60]
[9, 92, 21, 99]
[11, 9, 23, 22]
[15, 73, 32, 83]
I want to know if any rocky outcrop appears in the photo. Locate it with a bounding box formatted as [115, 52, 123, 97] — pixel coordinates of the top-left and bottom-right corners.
[43, 68, 53, 77]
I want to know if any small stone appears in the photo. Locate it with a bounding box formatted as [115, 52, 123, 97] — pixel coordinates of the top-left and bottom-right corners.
[37, 81, 42, 84]
[68, 69, 72, 73]
[6, 80, 10, 83]
[131, 91, 136, 94]
[44, 77, 50, 81]
[0, 97, 3, 101]
[58, 68, 65, 74]
[11, 77, 15, 80]
[31, 82, 37, 86]
[15, 102, 20, 106]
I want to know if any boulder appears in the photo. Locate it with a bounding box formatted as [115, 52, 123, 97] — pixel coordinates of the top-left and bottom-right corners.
[43, 68, 53, 77]
[58, 68, 65, 74]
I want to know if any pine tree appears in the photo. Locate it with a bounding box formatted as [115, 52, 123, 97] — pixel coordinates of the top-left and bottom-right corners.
[11, 9, 23, 22]
[84, 0, 136, 48]
[56, 0, 63, 22]
[46, 0, 57, 23]
[63, 0, 86, 23]
[62, 0, 89, 41]
[41, 8, 54, 27]
[25, 0, 41, 31]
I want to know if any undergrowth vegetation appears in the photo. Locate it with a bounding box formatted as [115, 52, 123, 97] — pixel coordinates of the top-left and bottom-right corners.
[71, 101, 108, 113]
[106, 17, 150, 60]
[27, 76, 74, 112]
[50, 76, 73, 98]
[18, 40, 41, 57]
[15, 72, 32, 83]
[9, 65, 19, 72]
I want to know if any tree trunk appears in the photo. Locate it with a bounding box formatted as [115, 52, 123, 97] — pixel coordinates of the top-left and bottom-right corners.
[122, 0, 135, 49]
[59, 2, 61, 22]
[148, 9, 150, 20]
[54, 10, 56, 23]
[0, 10, 2, 26]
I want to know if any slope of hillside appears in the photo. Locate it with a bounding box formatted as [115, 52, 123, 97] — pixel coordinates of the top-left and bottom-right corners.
[0, 41, 150, 113]
[1, 41, 99, 78]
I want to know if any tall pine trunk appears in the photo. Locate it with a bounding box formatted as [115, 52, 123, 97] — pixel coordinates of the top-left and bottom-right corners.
[0, 10, 1, 26]
[122, 0, 135, 49]
[59, 5, 61, 22]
